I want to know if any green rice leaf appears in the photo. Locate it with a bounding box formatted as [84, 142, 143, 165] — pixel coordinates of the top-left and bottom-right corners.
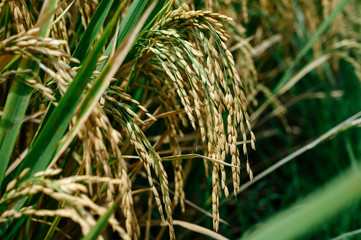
[241, 163, 361, 240]
[71, 0, 115, 65]
[52, 0, 158, 164]
[0, 0, 58, 190]
[11, 4, 123, 179]
[274, 0, 353, 92]
[81, 196, 121, 240]
[96, 0, 158, 71]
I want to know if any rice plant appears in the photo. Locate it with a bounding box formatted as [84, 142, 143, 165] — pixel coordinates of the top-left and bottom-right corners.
[1, 0, 361, 239]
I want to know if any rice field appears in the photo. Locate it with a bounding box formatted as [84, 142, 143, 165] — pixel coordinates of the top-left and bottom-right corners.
[1, 0, 361, 239]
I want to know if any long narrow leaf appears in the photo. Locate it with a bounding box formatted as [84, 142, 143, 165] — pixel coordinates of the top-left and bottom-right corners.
[224, 110, 361, 200]
[0, 1, 59, 235]
[52, 0, 158, 164]
[0, 60, 33, 188]
[241, 163, 361, 240]
[96, 0, 155, 71]
[11, 4, 123, 179]
[81, 196, 121, 240]
[251, 0, 353, 121]
[274, 0, 353, 91]
[0, 0, 58, 189]
[71, 0, 115, 65]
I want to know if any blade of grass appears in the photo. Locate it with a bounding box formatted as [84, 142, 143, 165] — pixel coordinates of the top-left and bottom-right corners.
[251, 0, 353, 121]
[0, 59, 33, 165]
[1, 2, 156, 234]
[44, 216, 62, 240]
[274, 0, 353, 92]
[2, 3, 9, 40]
[81, 196, 121, 240]
[240, 162, 361, 240]
[115, 0, 149, 47]
[225, 110, 361, 201]
[71, 0, 115, 65]
[0, 0, 59, 234]
[0, 0, 58, 190]
[276, 54, 331, 97]
[96, 0, 163, 71]
[37, 0, 58, 37]
[51, 0, 158, 165]
[252, 54, 331, 122]
[30, 0, 120, 151]
[10, 4, 124, 179]
[330, 228, 361, 240]
[3, 216, 28, 240]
